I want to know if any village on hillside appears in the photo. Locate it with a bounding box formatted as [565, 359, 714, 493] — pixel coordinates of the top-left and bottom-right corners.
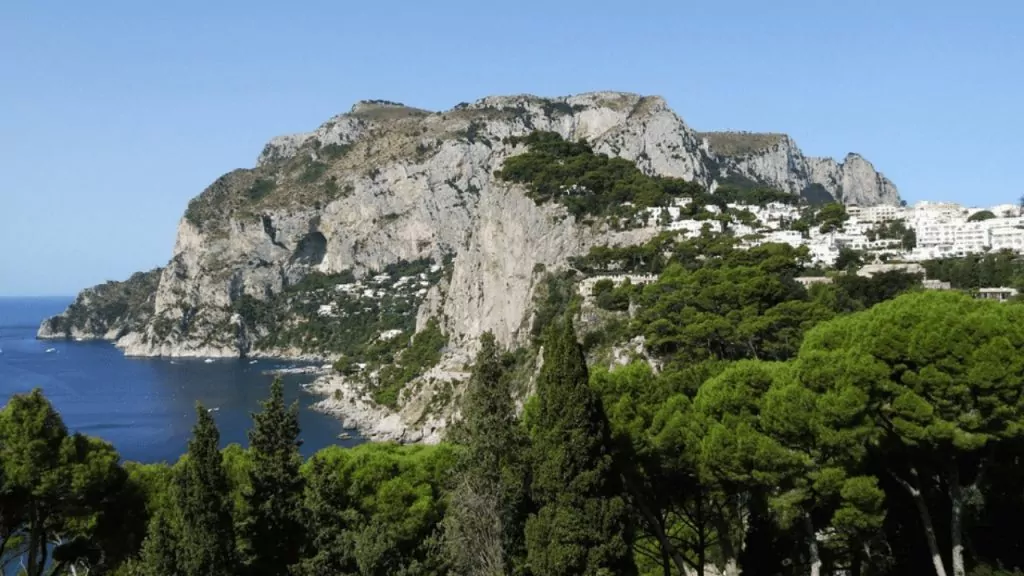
[576, 197, 1024, 303]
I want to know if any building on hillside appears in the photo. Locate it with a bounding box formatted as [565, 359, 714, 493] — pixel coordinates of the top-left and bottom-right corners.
[856, 263, 926, 278]
[795, 276, 833, 288]
[922, 279, 952, 290]
[975, 287, 1019, 302]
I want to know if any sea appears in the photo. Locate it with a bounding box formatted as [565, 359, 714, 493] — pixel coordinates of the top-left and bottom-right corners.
[0, 296, 361, 464]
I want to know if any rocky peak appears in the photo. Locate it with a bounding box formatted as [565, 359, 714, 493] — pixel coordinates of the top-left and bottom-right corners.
[702, 130, 899, 205]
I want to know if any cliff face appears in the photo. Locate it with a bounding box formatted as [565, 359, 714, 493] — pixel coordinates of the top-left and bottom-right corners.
[39, 91, 900, 441]
[699, 132, 900, 206]
[104, 92, 720, 360]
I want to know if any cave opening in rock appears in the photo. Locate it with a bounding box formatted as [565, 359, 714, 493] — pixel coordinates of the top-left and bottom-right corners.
[290, 231, 328, 266]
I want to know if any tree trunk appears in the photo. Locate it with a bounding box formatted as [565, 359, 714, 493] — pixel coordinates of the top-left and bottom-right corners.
[697, 528, 706, 576]
[892, 468, 948, 576]
[851, 547, 863, 576]
[948, 464, 966, 576]
[713, 515, 739, 576]
[804, 514, 822, 576]
[623, 476, 692, 576]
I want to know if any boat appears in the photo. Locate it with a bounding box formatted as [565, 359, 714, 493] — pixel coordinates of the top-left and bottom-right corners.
[338, 432, 352, 440]
[204, 358, 214, 363]
[249, 360, 258, 365]
[45, 348, 56, 353]
[207, 407, 220, 413]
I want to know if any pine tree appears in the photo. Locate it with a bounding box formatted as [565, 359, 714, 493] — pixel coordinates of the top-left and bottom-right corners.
[177, 403, 236, 576]
[239, 378, 306, 576]
[525, 318, 636, 576]
[445, 332, 530, 575]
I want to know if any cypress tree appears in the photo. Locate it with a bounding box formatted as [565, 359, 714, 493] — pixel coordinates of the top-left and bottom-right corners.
[446, 332, 530, 575]
[525, 318, 636, 576]
[177, 403, 236, 576]
[239, 378, 306, 576]
[137, 511, 180, 576]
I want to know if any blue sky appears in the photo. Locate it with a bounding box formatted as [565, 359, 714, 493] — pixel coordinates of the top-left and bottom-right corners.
[1, 0, 1021, 296]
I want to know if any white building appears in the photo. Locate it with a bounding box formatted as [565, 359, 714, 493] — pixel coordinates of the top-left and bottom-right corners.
[639, 197, 1024, 267]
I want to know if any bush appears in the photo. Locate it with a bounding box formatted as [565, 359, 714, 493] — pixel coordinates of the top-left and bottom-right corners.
[495, 131, 705, 219]
[247, 178, 277, 201]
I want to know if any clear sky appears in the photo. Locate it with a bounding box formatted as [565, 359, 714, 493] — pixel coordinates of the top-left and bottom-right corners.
[1, 0, 1021, 296]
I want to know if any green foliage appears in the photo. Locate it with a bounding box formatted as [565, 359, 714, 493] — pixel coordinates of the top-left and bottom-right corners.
[175, 405, 237, 576]
[866, 219, 917, 250]
[570, 232, 680, 275]
[495, 131, 705, 220]
[232, 258, 446, 360]
[797, 291, 1024, 576]
[922, 250, 1024, 290]
[373, 318, 449, 408]
[16, 278, 1024, 576]
[46, 268, 162, 338]
[0, 389, 146, 576]
[711, 184, 803, 207]
[238, 379, 306, 576]
[526, 319, 636, 576]
[246, 178, 277, 201]
[834, 247, 864, 272]
[634, 240, 830, 364]
[294, 443, 455, 576]
[445, 333, 531, 575]
[816, 202, 849, 233]
[592, 278, 635, 312]
[968, 210, 997, 222]
[320, 142, 352, 160]
[530, 270, 581, 342]
[827, 270, 923, 310]
[298, 160, 328, 184]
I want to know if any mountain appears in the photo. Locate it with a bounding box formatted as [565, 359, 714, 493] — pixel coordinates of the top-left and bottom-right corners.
[38, 91, 900, 440]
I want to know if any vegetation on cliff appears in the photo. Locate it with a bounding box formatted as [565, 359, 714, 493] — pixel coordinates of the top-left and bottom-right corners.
[42, 267, 162, 338]
[495, 131, 705, 220]
[232, 257, 449, 358]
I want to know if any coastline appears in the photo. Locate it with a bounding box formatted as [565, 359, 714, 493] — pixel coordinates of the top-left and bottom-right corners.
[305, 373, 447, 444]
[34, 318, 450, 445]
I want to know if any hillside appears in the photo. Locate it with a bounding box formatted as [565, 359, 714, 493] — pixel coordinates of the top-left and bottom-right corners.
[38, 91, 901, 440]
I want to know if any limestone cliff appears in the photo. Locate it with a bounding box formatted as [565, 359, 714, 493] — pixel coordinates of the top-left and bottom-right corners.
[699, 131, 900, 206]
[38, 91, 900, 441]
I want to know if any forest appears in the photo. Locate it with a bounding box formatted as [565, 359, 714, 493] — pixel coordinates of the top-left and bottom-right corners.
[5, 238, 1024, 576]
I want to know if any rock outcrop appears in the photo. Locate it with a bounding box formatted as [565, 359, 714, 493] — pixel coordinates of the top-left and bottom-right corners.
[37, 268, 161, 341]
[39, 91, 900, 441]
[699, 131, 900, 206]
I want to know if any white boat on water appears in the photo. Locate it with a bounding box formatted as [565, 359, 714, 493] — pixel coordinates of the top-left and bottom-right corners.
[207, 407, 220, 413]
[204, 358, 214, 363]
[45, 348, 56, 353]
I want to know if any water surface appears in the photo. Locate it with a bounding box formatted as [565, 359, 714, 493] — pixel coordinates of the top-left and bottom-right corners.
[0, 297, 359, 463]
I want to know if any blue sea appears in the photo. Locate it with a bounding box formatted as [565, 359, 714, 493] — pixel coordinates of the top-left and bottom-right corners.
[0, 297, 360, 464]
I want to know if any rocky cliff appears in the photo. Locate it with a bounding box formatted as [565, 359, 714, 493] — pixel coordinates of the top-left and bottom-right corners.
[698, 131, 900, 206]
[38, 268, 162, 341]
[39, 91, 900, 441]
